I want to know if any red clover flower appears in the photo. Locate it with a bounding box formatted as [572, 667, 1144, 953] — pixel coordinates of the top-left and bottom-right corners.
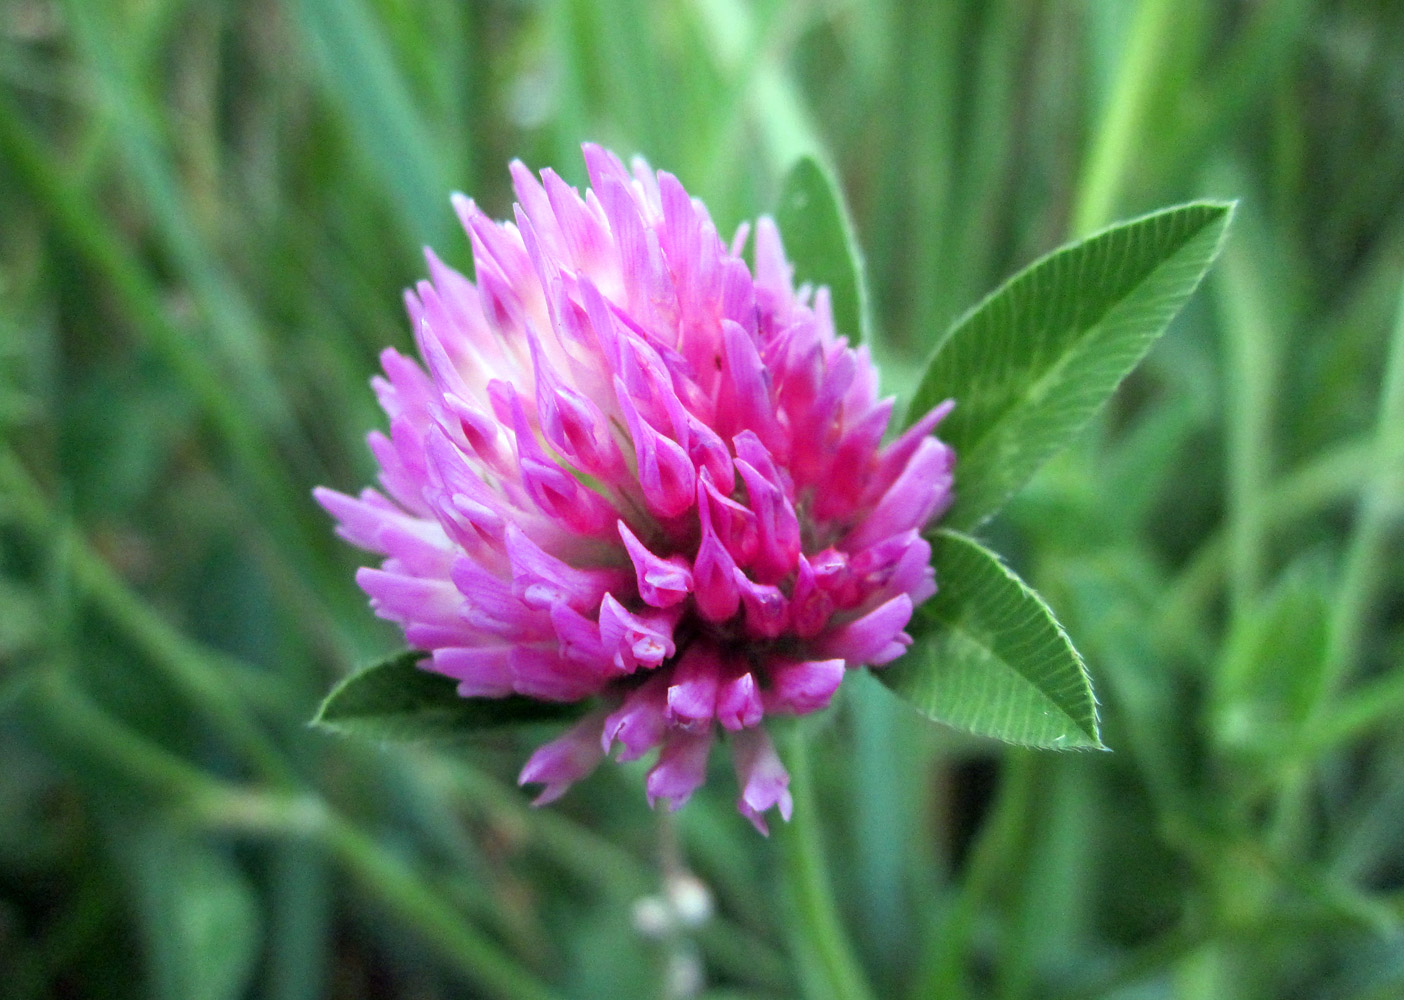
[316, 145, 953, 832]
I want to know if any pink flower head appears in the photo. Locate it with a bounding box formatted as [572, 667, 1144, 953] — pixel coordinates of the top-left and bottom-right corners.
[317, 145, 954, 832]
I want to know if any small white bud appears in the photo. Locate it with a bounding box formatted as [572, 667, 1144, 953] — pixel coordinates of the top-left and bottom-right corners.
[631, 895, 674, 938]
[666, 872, 713, 928]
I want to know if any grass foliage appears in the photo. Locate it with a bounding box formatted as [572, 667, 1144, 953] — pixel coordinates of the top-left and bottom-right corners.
[2, 1, 1403, 998]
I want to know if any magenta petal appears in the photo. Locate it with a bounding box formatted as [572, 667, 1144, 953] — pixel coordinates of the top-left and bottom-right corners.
[617, 521, 694, 608]
[646, 728, 714, 811]
[449, 560, 552, 641]
[505, 389, 618, 536]
[751, 218, 794, 323]
[692, 482, 742, 622]
[355, 568, 462, 627]
[866, 398, 955, 506]
[734, 570, 789, 639]
[763, 658, 845, 715]
[666, 644, 722, 727]
[430, 646, 514, 698]
[730, 727, 792, 835]
[734, 456, 800, 584]
[503, 526, 628, 611]
[518, 454, 617, 535]
[699, 473, 759, 565]
[790, 555, 836, 638]
[549, 603, 607, 667]
[693, 524, 741, 623]
[617, 383, 696, 519]
[542, 168, 611, 271]
[844, 437, 954, 551]
[718, 321, 781, 450]
[685, 415, 735, 493]
[532, 340, 624, 479]
[716, 671, 763, 731]
[880, 533, 937, 606]
[314, 487, 398, 554]
[817, 595, 915, 667]
[598, 594, 677, 673]
[518, 709, 609, 805]
[603, 671, 671, 761]
[510, 646, 600, 701]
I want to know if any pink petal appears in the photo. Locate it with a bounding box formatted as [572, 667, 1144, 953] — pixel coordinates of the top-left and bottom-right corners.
[734, 570, 789, 639]
[666, 644, 723, 727]
[598, 594, 678, 673]
[503, 526, 629, 612]
[817, 595, 915, 668]
[603, 672, 671, 761]
[646, 728, 714, 811]
[716, 670, 763, 731]
[616, 382, 696, 519]
[730, 727, 792, 835]
[692, 499, 741, 623]
[617, 521, 694, 608]
[518, 709, 609, 805]
[763, 658, 846, 715]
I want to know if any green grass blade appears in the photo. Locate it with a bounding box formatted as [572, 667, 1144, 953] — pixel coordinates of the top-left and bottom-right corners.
[291, 0, 458, 248]
[116, 825, 262, 1000]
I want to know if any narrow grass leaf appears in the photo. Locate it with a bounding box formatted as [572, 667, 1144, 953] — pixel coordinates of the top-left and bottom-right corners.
[776, 155, 870, 344]
[880, 531, 1102, 749]
[291, 0, 456, 248]
[313, 650, 586, 743]
[119, 826, 262, 1000]
[910, 201, 1233, 530]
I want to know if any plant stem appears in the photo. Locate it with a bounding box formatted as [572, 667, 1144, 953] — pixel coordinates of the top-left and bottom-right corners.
[912, 750, 1038, 1000]
[1214, 200, 1275, 621]
[777, 725, 877, 1000]
[1325, 265, 1404, 687]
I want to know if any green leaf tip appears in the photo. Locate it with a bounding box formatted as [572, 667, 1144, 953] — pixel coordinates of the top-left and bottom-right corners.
[775, 155, 871, 345]
[879, 531, 1105, 750]
[312, 649, 587, 744]
[909, 200, 1234, 531]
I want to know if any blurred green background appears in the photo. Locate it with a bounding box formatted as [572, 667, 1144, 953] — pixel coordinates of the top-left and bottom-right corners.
[2, 0, 1403, 997]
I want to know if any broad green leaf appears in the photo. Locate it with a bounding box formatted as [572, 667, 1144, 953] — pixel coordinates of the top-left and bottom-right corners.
[313, 650, 586, 743]
[879, 531, 1102, 749]
[909, 201, 1234, 530]
[776, 156, 871, 344]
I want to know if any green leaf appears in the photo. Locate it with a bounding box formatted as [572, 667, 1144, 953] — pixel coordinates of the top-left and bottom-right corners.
[909, 201, 1234, 530]
[776, 156, 871, 344]
[879, 531, 1102, 749]
[312, 649, 587, 743]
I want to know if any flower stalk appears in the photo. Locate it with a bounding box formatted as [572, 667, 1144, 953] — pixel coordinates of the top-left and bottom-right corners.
[777, 724, 877, 1000]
